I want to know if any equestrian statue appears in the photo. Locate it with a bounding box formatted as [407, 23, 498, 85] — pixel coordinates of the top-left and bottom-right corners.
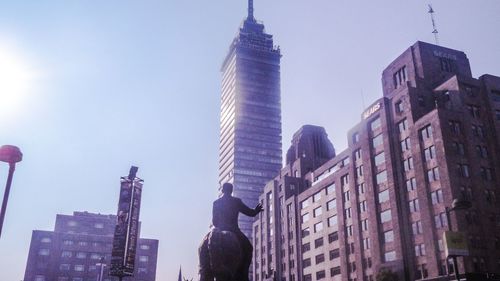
[198, 182, 263, 281]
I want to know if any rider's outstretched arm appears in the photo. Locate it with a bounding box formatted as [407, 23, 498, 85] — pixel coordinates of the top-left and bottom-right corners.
[238, 199, 263, 217]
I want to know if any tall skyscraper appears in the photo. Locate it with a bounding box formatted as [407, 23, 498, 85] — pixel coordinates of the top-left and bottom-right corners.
[23, 211, 159, 281]
[218, 0, 282, 238]
[253, 42, 500, 281]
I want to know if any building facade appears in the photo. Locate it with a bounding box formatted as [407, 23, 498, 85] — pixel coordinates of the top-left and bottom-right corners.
[219, 0, 282, 239]
[253, 41, 500, 281]
[23, 211, 159, 281]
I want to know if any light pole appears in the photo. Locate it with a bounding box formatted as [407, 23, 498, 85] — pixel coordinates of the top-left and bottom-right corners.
[0, 145, 23, 238]
[96, 257, 106, 281]
[445, 198, 472, 281]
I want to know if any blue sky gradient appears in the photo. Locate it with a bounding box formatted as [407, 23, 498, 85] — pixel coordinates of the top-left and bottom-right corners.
[0, 1, 499, 280]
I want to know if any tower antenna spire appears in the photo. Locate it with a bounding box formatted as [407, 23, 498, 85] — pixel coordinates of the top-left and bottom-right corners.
[248, 0, 255, 21]
[428, 4, 439, 45]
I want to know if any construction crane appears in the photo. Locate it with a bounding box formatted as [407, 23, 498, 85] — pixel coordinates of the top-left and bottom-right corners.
[428, 4, 439, 45]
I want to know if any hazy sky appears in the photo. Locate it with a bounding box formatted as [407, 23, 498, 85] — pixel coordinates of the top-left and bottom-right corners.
[0, 1, 499, 280]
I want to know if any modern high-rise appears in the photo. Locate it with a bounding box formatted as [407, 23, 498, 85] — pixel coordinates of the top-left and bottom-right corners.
[218, 0, 282, 239]
[23, 211, 159, 281]
[253, 41, 500, 281]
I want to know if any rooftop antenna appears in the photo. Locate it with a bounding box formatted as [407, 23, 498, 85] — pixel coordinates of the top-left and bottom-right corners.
[248, 0, 255, 21]
[428, 4, 439, 45]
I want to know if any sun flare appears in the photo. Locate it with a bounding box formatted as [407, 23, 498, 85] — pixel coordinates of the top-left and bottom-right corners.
[0, 45, 37, 117]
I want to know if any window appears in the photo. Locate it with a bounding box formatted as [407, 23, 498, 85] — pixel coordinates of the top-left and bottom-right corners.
[451, 142, 465, 155]
[376, 170, 388, 185]
[395, 101, 404, 113]
[434, 212, 448, 228]
[344, 208, 351, 219]
[343, 190, 350, 203]
[34, 276, 45, 281]
[328, 215, 337, 227]
[326, 183, 336, 195]
[381, 209, 392, 223]
[138, 268, 148, 274]
[331, 266, 341, 277]
[313, 192, 322, 202]
[424, 146, 436, 161]
[359, 200, 367, 212]
[354, 149, 362, 161]
[370, 117, 382, 131]
[346, 225, 353, 237]
[357, 183, 365, 194]
[363, 238, 371, 250]
[393, 66, 408, 88]
[316, 270, 326, 280]
[90, 253, 102, 260]
[384, 230, 394, 243]
[361, 219, 369, 231]
[431, 189, 444, 205]
[328, 231, 339, 243]
[400, 138, 411, 151]
[476, 145, 489, 158]
[327, 199, 336, 211]
[403, 157, 413, 172]
[378, 189, 389, 203]
[38, 249, 50, 256]
[301, 199, 309, 209]
[467, 105, 481, 118]
[67, 220, 77, 227]
[471, 124, 486, 138]
[384, 251, 396, 262]
[74, 265, 85, 272]
[59, 264, 70, 271]
[313, 206, 322, 217]
[314, 237, 324, 248]
[329, 249, 340, 260]
[63, 240, 73, 245]
[139, 256, 149, 262]
[449, 120, 461, 134]
[94, 223, 104, 229]
[406, 177, 417, 192]
[374, 152, 385, 166]
[341, 174, 349, 187]
[314, 222, 323, 232]
[77, 241, 88, 246]
[315, 253, 325, 264]
[409, 199, 420, 212]
[415, 244, 426, 256]
[457, 164, 470, 178]
[302, 243, 310, 253]
[353, 133, 360, 143]
[412, 221, 422, 235]
[76, 252, 86, 259]
[302, 228, 310, 238]
[427, 167, 440, 182]
[372, 134, 383, 148]
[302, 258, 311, 268]
[356, 165, 363, 178]
[140, 244, 150, 250]
[480, 167, 494, 181]
[301, 213, 310, 223]
[40, 237, 51, 243]
[420, 125, 433, 140]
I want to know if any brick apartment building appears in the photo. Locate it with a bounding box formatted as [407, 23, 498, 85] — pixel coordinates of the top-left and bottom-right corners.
[252, 41, 500, 281]
[23, 211, 158, 281]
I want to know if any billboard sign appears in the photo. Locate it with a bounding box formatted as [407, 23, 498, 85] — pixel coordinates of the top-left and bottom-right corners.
[443, 231, 469, 257]
[110, 167, 143, 277]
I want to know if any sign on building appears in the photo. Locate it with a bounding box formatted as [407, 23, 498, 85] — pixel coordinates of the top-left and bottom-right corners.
[443, 231, 469, 257]
[110, 166, 143, 278]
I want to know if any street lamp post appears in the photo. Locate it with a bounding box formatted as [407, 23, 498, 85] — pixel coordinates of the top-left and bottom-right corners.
[96, 257, 106, 281]
[0, 145, 23, 238]
[445, 198, 472, 281]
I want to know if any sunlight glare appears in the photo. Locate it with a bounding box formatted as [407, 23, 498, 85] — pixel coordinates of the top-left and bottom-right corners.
[0, 45, 37, 118]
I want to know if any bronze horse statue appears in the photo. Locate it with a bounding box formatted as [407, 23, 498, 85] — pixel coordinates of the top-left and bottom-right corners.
[198, 228, 243, 281]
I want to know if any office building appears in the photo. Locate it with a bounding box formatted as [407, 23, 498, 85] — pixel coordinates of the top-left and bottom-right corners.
[253, 41, 500, 281]
[219, 0, 282, 239]
[23, 211, 159, 281]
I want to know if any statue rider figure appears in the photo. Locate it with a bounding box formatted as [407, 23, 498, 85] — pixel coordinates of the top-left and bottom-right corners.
[212, 182, 263, 281]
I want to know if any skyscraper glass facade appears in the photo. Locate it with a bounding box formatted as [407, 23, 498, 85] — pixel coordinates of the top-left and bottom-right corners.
[219, 8, 282, 238]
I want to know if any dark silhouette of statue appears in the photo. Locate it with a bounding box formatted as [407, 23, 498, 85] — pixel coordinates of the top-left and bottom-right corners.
[199, 183, 263, 281]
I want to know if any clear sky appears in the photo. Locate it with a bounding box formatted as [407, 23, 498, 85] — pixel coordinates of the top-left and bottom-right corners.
[0, 1, 499, 280]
